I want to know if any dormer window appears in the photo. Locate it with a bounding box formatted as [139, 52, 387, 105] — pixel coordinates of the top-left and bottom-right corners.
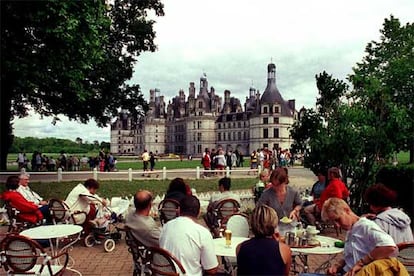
[274, 106, 279, 113]
[263, 106, 268, 114]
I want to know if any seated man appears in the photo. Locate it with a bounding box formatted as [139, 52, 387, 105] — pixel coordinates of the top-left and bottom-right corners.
[1, 175, 43, 225]
[204, 177, 241, 235]
[125, 190, 160, 247]
[209, 177, 241, 205]
[322, 197, 397, 275]
[17, 173, 52, 223]
[303, 168, 326, 225]
[65, 178, 107, 232]
[160, 195, 218, 276]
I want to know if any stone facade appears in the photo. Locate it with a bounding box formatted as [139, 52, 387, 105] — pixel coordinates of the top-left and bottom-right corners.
[110, 62, 297, 157]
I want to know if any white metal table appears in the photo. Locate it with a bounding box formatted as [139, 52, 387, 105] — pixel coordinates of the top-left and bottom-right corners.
[213, 237, 249, 257]
[290, 235, 344, 273]
[21, 224, 83, 275]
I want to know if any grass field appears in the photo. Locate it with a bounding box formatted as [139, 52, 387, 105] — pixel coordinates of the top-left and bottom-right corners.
[0, 178, 256, 202]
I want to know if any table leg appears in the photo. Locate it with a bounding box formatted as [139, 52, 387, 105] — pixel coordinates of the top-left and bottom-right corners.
[291, 253, 308, 274]
[314, 254, 338, 273]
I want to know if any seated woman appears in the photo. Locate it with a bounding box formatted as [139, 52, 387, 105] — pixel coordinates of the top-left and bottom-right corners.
[65, 178, 108, 233]
[363, 183, 413, 244]
[0, 175, 43, 225]
[257, 167, 302, 225]
[164, 178, 191, 202]
[237, 205, 291, 275]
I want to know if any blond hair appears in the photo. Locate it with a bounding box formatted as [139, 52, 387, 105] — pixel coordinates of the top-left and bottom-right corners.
[321, 197, 348, 221]
[259, 168, 270, 179]
[251, 205, 279, 237]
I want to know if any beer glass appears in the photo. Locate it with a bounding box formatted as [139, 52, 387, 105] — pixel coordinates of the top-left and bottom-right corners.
[224, 229, 232, 247]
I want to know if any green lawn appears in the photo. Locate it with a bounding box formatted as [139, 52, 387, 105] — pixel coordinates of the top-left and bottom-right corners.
[0, 178, 256, 202]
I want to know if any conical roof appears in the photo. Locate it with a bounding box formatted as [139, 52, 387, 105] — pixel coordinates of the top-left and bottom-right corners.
[260, 63, 285, 104]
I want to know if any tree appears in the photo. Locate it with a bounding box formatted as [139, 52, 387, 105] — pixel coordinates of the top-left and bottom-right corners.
[349, 15, 414, 163]
[0, 0, 164, 169]
[291, 16, 413, 212]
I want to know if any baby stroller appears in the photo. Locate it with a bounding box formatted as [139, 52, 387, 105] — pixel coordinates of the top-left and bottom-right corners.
[83, 205, 125, 252]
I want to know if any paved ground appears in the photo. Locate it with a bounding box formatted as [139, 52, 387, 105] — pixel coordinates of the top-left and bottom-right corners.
[0, 167, 345, 275]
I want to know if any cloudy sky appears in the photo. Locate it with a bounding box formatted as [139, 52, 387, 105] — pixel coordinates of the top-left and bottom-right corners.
[12, 0, 414, 143]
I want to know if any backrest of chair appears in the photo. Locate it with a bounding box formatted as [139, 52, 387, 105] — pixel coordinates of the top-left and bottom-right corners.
[49, 198, 70, 224]
[222, 213, 250, 237]
[4, 201, 28, 233]
[215, 198, 240, 220]
[0, 234, 41, 273]
[148, 246, 186, 276]
[397, 242, 414, 274]
[158, 199, 180, 226]
[124, 226, 150, 276]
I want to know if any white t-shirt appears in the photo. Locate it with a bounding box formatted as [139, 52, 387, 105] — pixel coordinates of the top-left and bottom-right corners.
[343, 217, 396, 272]
[65, 183, 102, 214]
[209, 191, 241, 204]
[160, 216, 218, 276]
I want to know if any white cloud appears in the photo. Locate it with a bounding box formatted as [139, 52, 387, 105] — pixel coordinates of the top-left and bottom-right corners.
[12, 0, 414, 142]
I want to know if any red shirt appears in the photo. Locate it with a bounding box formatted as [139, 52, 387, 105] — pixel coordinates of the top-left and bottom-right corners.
[1, 190, 43, 224]
[317, 178, 350, 210]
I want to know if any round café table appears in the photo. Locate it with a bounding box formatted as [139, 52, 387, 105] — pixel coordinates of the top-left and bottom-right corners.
[213, 237, 249, 257]
[21, 224, 83, 275]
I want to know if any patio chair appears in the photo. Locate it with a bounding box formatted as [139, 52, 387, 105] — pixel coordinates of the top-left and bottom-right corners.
[147, 246, 186, 276]
[0, 233, 69, 276]
[397, 242, 414, 274]
[4, 201, 38, 233]
[219, 213, 250, 275]
[204, 198, 241, 238]
[124, 226, 151, 276]
[220, 213, 250, 238]
[48, 198, 87, 225]
[158, 199, 180, 226]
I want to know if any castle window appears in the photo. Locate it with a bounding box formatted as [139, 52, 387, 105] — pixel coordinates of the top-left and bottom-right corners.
[218, 133, 221, 141]
[233, 122, 236, 128]
[197, 133, 202, 141]
[263, 118, 268, 124]
[223, 133, 226, 141]
[233, 132, 236, 140]
[218, 124, 221, 129]
[199, 112, 203, 116]
[263, 128, 268, 138]
[198, 101, 203, 108]
[238, 122, 241, 128]
[274, 117, 279, 124]
[274, 128, 279, 138]
[263, 106, 268, 113]
[238, 132, 241, 140]
[275, 106, 279, 113]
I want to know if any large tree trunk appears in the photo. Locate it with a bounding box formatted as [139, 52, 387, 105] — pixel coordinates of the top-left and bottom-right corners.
[410, 138, 414, 164]
[0, 86, 13, 170]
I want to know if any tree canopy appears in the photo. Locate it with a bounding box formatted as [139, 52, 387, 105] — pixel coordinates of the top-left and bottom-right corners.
[0, 0, 164, 169]
[290, 16, 414, 211]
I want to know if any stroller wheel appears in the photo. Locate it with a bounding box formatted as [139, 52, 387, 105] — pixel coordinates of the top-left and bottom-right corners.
[104, 239, 116, 252]
[84, 233, 96, 248]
